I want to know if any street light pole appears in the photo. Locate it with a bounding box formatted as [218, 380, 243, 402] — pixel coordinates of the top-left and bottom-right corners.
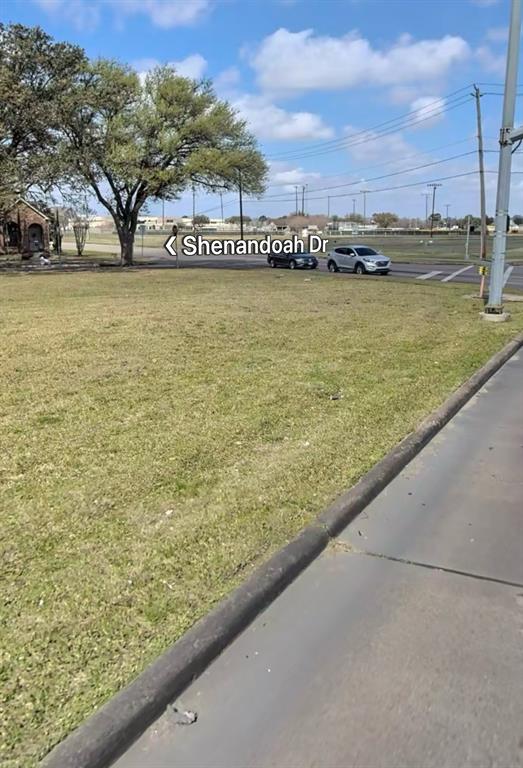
[428, 183, 442, 239]
[238, 167, 244, 240]
[445, 204, 451, 230]
[352, 199, 356, 218]
[422, 192, 430, 224]
[220, 192, 224, 222]
[487, 0, 521, 313]
[295, 186, 299, 216]
[361, 189, 369, 227]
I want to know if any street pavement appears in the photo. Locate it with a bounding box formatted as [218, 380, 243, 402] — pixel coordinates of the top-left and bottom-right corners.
[77, 242, 523, 290]
[113, 353, 523, 768]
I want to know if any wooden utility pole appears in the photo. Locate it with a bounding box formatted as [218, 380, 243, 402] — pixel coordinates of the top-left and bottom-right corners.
[473, 85, 488, 260]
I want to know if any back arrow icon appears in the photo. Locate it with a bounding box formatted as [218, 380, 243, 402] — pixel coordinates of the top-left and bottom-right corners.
[164, 235, 177, 257]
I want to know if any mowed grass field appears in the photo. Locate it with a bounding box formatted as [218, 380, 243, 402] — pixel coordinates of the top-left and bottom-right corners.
[2, 269, 523, 767]
[65, 231, 523, 262]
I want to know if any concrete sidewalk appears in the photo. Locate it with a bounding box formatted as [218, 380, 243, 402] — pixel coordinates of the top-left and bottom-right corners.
[114, 353, 523, 768]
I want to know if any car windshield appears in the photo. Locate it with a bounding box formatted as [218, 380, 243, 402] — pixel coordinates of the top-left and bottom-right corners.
[354, 247, 379, 256]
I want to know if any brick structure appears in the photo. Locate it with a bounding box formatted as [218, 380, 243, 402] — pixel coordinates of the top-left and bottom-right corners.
[0, 198, 51, 257]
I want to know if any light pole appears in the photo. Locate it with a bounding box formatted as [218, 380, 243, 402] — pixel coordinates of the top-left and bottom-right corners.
[428, 183, 442, 238]
[220, 192, 224, 222]
[295, 186, 299, 216]
[238, 167, 244, 240]
[162, 199, 165, 229]
[445, 204, 451, 230]
[487, 0, 521, 314]
[361, 189, 369, 227]
[422, 192, 431, 224]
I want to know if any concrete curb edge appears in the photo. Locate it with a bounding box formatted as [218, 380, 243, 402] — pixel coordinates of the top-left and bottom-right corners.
[43, 332, 523, 768]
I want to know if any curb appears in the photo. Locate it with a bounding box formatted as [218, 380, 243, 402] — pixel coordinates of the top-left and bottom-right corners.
[43, 332, 523, 768]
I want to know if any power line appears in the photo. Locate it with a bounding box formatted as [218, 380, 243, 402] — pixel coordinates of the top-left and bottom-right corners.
[242, 170, 488, 205]
[267, 85, 474, 160]
[265, 97, 474, 164]
[255, 150, 488, 201]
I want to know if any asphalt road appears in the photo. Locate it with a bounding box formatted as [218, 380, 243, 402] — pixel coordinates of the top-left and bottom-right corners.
[73, 242, 523, 290]
[114, 353, 523, 768]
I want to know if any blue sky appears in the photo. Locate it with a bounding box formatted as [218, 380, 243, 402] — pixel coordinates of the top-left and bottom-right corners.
[2, 0, 523, 220]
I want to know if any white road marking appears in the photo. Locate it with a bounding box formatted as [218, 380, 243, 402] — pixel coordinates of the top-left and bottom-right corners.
[441, 264, 474, 283]
[416, 270, 443, 280]
[503, 266, 514, 286]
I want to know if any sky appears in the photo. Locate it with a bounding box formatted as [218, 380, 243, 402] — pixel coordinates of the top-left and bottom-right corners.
[2, 0, 523, 221]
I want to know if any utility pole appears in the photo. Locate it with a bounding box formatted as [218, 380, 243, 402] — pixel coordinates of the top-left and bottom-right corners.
[192, 184, 196, 233]
[352, 199, 356, 218]
[238, 167, 244, 240]
[162, 199, 165, 229]
[219, 192, 224, 222]
[295, 186, 299, 216]
[487, 0, 521, 313]
[327, 196, 330, 217]
[428, 183, 442, 239]
[465, 215, 471, 260]
[473, 85, 488, 260]
[301, 185, 306, 216]
[445, 204, 451, 230]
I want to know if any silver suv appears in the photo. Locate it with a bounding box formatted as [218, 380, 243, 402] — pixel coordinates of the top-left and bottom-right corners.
[327, 245, 391, 275]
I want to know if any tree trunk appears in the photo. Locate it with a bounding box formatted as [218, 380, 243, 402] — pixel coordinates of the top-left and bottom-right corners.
[119, 228, 134, 265]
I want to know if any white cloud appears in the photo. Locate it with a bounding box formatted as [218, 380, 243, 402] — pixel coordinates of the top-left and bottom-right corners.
[232, 94, 334, 141]
[409, 96, 447, 129]
[171, 54, 208, 79]
[133, 54, 207, 83]
[343, 126, 420, 168]
[108, 0, 210, 27]
[250, 28, 470, 95]
[33, 0, 211, 28]
[33, 0, 100, 29]
[269, 162, 321, 190]
[388, 86, 420, 105]
[476, 45, 506, 75]
[214, 67, 241, 90]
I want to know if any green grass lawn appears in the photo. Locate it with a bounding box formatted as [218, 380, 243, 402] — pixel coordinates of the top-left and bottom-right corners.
[1, 270, 523, 767]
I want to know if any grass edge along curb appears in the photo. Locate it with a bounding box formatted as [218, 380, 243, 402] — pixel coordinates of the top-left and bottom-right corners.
[42, 330, 523, 768]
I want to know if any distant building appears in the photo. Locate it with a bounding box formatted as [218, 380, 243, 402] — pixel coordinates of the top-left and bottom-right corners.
[0, 198, 50, 255]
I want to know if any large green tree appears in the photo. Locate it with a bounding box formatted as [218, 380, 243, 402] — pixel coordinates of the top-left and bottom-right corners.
[60, 62, 267, 264]
[0, 24, 85, 215]
[372, 212, 399, 229]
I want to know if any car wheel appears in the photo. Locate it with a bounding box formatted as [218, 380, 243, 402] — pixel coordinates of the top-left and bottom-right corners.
[269, 258, 276, 268]
[327, 260, 339, 273]
[355, 262, 366, 275]
[289, 260, 297, 270]
[382, 270, 390, 275]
